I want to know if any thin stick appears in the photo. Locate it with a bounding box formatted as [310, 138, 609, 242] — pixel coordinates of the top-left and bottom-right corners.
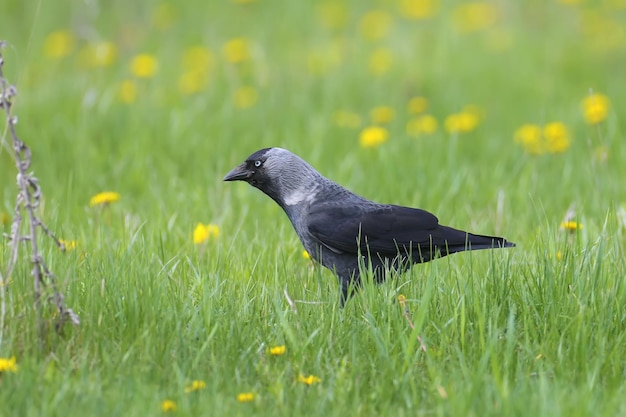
[398, 294, 427, 352]
[0, 41, 79, 343]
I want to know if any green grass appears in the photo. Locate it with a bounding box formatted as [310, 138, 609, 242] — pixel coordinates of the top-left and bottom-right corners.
[1, 0, 626, 416]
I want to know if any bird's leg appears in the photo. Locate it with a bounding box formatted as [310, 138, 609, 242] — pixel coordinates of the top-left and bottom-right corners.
[339, 276, 360, 307]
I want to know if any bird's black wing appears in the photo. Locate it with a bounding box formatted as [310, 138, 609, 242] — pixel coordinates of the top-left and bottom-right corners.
[308, 203, 446, 256]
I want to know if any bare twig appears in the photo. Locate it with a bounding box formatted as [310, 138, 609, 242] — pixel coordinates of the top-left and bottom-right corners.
[398, 294, 427, 352]
[0, 41, 79, 345]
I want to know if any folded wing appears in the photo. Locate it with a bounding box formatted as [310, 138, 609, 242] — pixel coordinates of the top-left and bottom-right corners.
[308, 203, 511, 262]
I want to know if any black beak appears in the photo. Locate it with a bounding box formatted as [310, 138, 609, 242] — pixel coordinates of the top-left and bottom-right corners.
[223, 163, 254, 182]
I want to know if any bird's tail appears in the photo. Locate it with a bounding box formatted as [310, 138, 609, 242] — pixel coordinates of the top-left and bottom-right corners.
[445, 228, 515, 253]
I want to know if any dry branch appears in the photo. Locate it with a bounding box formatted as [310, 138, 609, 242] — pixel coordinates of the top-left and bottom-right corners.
[0, 41, 79, 346]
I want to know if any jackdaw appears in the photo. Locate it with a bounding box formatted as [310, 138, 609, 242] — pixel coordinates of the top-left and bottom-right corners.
[224, 147, 515, 304]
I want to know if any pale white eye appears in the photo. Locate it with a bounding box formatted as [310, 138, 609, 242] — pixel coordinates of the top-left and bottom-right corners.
[254, 160, 262, 167]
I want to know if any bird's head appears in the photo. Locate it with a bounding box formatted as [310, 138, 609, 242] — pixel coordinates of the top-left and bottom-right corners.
[224, 147, 320, 207]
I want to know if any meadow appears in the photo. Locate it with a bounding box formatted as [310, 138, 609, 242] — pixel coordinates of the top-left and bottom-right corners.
[1, 0, 625, 416]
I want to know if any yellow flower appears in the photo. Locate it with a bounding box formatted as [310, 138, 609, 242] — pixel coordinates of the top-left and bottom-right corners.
[233, 86, 258, 109]
[161, 400, 177, 412]
[269, 345, 286, 356]
[370, 106, 395, 124]
[184, 380, 207, 393]
[89, 192, 121, 207]
[0, 356, 17, 373]
[543, 122, 571, 153]
[397, 294, 406, 303]
[368, 48, 393, 75]
[453, 2, 498, 33]
[182, 46, 213, 72]
[514, 124, 543, 155]
[360, 10, 393, 40]
[444, 108, 480, 134]
[118, 80, 137, 104]
[359, 126, 389, 148]
[178, 71, 209, 95]
[131, 54, 158, 78]
[306, 43, 342, 75]
[152, 3, 178, 30]
[333, 110, 362, 129]
[581, 93, 610, 124]
[79, 41, 118, 68]
[406, 114, 438, 136]
[398, 0, 439, 20]
[560, 221, 583, 231]
[302, 250, 311, 260]
[316, 2, 349, 30]
[59, 239, 77, 251]
[236, 392, 255, 402]
[1, 212, 10, 227]
[407, 96, 428, 114]
[223, 38, 251, 64]
[298, 374, 321, 385]
[193, 223, 220, 244]
[44, 30, 75, 59]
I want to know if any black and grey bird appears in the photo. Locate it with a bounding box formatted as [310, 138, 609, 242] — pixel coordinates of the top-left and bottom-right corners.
[224, 148, 515, 304]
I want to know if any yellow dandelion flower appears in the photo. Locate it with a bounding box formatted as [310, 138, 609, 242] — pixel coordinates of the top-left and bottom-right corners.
[118, 79, 137, 104]
[560, 221, 583, 231]
[398, 0, 439, 20]
[359, 126, 389, 148]
[182, 46, 213, 72]
[370, 106, 395, 124]
[581, 93, 610, 124]
[193, 224, 209, 244]
[223, 38, 251, 64]
[306, 44, 342, 76]
[233, 86, 258, 109]
[407, 114, 438, 136]
[514, 124, 544, 155]
[59, 239, 77, 251]
[369, 47, 393, 75]
[360, 10, 393, 40]
[1, 212, 10, 227]
[178, 71, 209, 95]
[152, 3, 178, 30]
[269, 345, 286, 356]
[161, 400, 177, 412]
[185, 380, 207, 393]
[556, 251, 563, 261]
[453, 2, 498, 33]
[444, 110, 479, 134]
[316, 2, 348, 30]
[298, 374, 321, 385]
[44, 30, 75, 59]
[333, 110, 362, 129]
[543, 122, 571, 153]
[131, 54, 158, 78]
[397, 294, 406, 303]
[89, 192, 121, 207]
[302, 250, 311, 260]
[79, 41, 118, 68]
[236, 392, 255, 402]
[407, 96, 428, 114]
[193, 223, 220, 245]
[0, 356, 18, 373]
